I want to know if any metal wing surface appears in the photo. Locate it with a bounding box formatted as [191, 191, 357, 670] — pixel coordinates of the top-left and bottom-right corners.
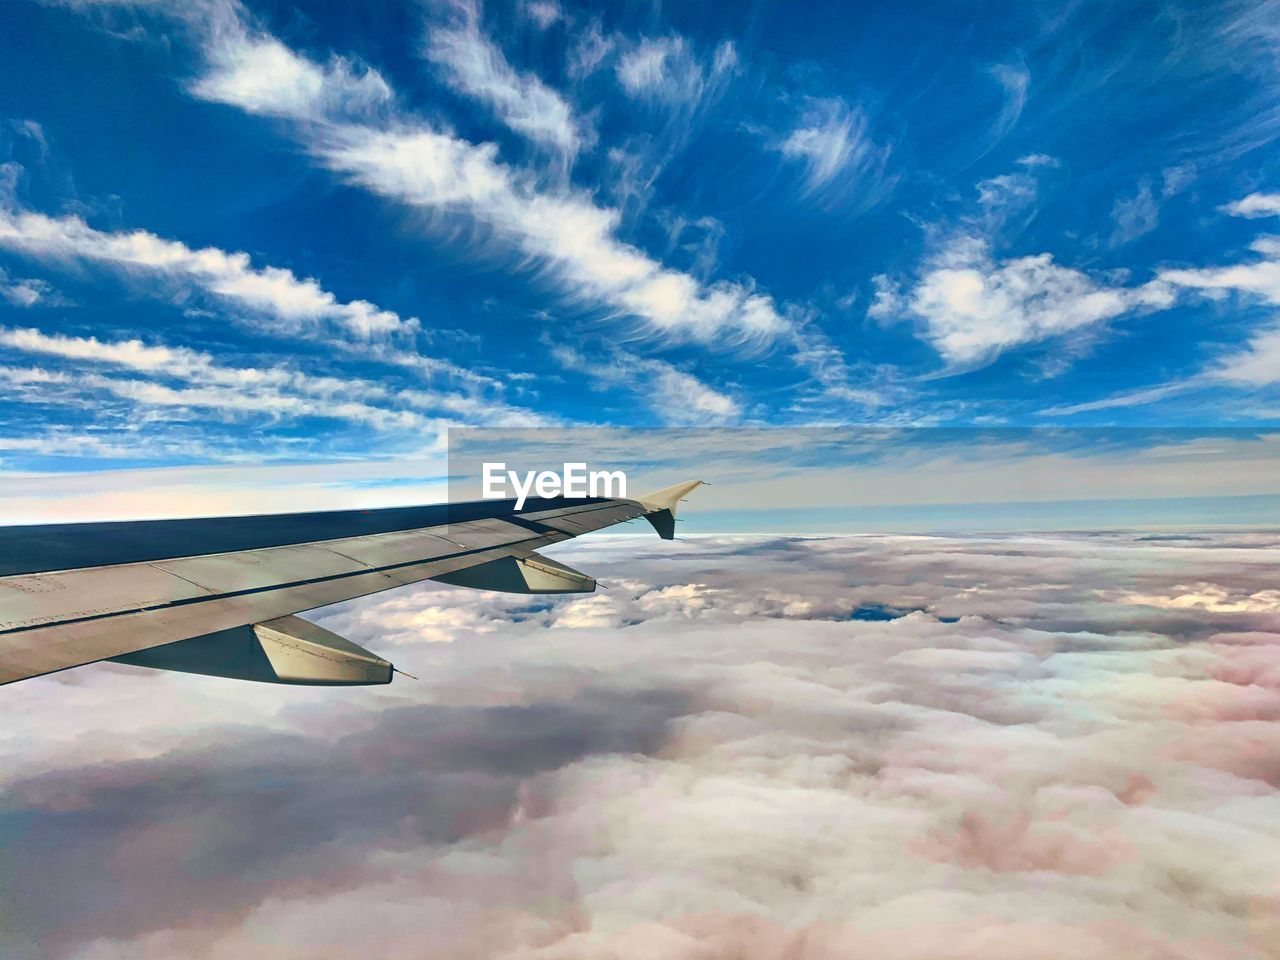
[0, 481, 702, 687]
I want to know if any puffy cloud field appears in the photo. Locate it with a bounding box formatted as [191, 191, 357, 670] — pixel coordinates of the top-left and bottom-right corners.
[3, 532, 1280, 958]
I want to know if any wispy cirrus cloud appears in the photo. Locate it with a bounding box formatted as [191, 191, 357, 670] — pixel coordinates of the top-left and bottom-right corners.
[89, 375, 434, 431]
[0, 266, 56, 307]
[1104, 167, 1198, 250]
[1211, 322, 1280, 386]
[191, 5, 392, 121]
[0, 430, 217, 463]
[986, 61, 1029, 148]
[1042, 333, 1280, 422]
[316, 124, 787, 346]
[1108, 179, 1160, 247]
[1158, 235, 1280, 305]
[566, 18, 612, 78]
[0, 359, 436, 434]
[48, 0, 870, 430]
[0, 207, 416, 338]
[1148, 226, 1280, 395]
[1039, 379, 1202, 416]
[1043, 227, 1280, 414]
[615, 35, 738, 107]
[0, 201, 530, 392]
[0, 326, 219, 377]
[522, 0, 560, 30]
[774, 97, 894, 209]
[550, 342, 741, 425]
[170, 0, 789, 349]
[425, 0, 587, 157]
[0, 325, 547, 433]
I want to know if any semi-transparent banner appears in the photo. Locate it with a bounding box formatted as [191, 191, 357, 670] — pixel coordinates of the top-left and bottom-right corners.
[446, 427, 1280, 534]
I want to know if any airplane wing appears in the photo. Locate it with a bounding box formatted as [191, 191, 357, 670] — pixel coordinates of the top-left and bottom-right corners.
[0, 480, 703, 687]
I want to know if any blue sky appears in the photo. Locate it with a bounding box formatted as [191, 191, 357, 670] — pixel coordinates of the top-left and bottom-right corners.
[1, 0, 1280, 481]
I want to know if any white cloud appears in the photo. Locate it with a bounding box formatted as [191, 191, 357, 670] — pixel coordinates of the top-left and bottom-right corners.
[1043, 236, 1280, 411]
[318, 125, 786, 345]
[870, 163, 1203, 367]
[0, 325, 545, 432]
[866, 274, 903, 321]
[1042, 311, 1280, 415]
[0, 266, 54, 307]
[0, 431, 207, 462]
[785, 323, 892, 410]
[1158, 235, 1280, 305]
[615, 35, 738, 106]
[91, 374, 430, 431]
[906, 237, 1173, 365]
[1212, 324, 1280, 385]
[1109, 180, 1159, 247]
[170, 3, 788, 348]
[646, 366, 740, 422]
[1015, 153, 1058, 168]
[0, 327, 433, 432]
[615, 37, 679, 97]
[0, 326, 215, 377]
[1039, 379, 1199, 416]
[975, 172, 1038, 213]
[775, 97, 893, 201]
[551, 343, 741, 424]
[58, 0, 823, 415]
[8, 533, 1280, 957]
[1161, 163, 1196, 199]
[1, 280, 44, 307]
[567, 19, 613, 78]
[522, 0, 560, 30]
[426, 2, 585, 155]
[192, 6, 392, 121]
[1147, 231, 1280, 392]
[0, 208, 417, 338]
[987, 62, 1029, 144]
[1122, 582, 1280, 613]
[1222, 192, 1280, 218]
[0, 363, 71, 389]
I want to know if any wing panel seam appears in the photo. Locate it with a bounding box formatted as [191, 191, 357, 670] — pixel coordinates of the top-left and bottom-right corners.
[0, 533, 551, 639]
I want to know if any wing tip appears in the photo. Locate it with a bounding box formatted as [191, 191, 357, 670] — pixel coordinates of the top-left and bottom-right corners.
[633, 479, 705, 514]
[635, 479, 706, 540]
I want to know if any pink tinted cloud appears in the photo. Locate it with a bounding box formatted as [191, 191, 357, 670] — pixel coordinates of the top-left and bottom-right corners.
[4, 532, 1280, 958]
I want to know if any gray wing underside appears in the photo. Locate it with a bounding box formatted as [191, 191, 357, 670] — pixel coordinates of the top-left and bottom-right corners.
[0, 495, 678, 687]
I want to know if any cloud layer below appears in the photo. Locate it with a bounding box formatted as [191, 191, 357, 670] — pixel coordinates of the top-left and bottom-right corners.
[3, 532, 1280, 958]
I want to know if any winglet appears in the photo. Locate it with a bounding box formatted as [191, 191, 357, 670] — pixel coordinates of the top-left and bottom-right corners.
[634, 479, 705, 540]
